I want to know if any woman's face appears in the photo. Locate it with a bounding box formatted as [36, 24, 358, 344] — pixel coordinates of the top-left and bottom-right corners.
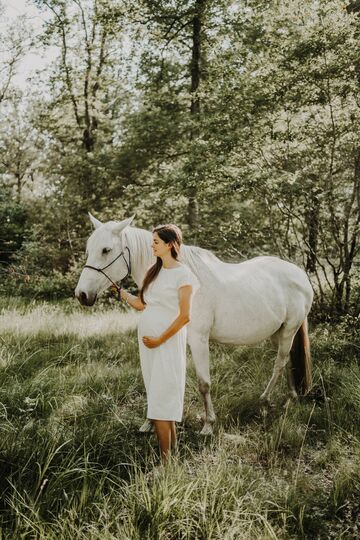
[151, 231, 172, 258]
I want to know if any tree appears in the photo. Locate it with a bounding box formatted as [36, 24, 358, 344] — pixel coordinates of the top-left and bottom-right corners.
[33, 0, 127, 212]
[231, 0, 360, 316]
[0, 185, 28, 267]
[0, 4, 29, 103]
[0, 99, 42, 202]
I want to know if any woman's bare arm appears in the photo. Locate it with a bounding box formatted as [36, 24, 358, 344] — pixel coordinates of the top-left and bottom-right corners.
[120, 289, 145, 311]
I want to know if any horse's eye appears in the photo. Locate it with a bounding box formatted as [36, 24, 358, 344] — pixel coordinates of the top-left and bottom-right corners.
[102, 248, 111, 255]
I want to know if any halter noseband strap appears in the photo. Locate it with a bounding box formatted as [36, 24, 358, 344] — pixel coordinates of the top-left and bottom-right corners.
[84, 246, 131, 292]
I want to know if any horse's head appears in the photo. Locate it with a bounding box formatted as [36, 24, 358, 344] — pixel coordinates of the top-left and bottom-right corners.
[75, 213, 135, 306]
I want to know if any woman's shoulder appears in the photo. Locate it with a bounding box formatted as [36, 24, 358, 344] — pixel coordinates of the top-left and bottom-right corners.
[162, 263, 197, 281]
[175, 263, 192, 275]
[175, 264, 200, 289]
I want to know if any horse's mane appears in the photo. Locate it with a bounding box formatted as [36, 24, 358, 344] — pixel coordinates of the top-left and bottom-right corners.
[127, 226, 223, 277]
[181, 244, 222, 276]
[176, 239, 226, 286]
[126, 226, 153, 270]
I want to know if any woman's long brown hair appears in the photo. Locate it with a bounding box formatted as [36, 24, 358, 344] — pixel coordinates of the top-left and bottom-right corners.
[139, 224, 182, 305]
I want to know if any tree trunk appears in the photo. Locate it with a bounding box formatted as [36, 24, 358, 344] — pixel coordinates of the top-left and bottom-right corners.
[187, 0, 206, 230]
[305, 182, 320, 273]
[16, 174, 22, 203]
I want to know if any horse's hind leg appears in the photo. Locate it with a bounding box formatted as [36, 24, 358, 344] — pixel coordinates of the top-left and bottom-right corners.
[286, 362, 298, 400]
[270, 328, 280, 348]
[260, 324, 299, 404]
[188, 331, 216, 435]
[268, 327, 297, 400]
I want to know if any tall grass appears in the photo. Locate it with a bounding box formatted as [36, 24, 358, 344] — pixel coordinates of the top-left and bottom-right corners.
[0, 300, 139, 338]
[0, 298, 359, 538]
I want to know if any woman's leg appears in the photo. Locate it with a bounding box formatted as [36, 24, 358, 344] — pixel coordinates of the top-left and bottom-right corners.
[152, 420, 173, 463]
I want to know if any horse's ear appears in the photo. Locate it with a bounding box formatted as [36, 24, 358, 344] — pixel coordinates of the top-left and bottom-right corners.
[112, 215, 135, 235]
[89, 212, 103, 229]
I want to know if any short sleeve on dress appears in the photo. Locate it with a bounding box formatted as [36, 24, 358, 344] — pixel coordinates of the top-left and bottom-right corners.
[177, 266, 200, 295]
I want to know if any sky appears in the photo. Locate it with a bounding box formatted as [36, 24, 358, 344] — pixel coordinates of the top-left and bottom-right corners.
[1, 0, 57, 89]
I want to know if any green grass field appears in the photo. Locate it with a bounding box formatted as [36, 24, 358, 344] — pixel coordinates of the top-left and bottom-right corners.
[0, 297, 359, 539]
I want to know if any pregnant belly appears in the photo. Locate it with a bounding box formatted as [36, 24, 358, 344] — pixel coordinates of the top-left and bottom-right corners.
[138, 305, 178, 336]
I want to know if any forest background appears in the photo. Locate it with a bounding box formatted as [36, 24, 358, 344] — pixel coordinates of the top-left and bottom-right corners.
[1, 1, 360, 538]
[1, 0, 359, 321]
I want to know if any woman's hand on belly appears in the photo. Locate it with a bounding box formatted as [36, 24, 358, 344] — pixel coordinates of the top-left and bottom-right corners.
[142, 335, 162, 348]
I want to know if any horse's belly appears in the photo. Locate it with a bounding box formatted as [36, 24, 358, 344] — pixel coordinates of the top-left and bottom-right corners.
[210, 302, 285, 345]
[210, 320, 281, 345]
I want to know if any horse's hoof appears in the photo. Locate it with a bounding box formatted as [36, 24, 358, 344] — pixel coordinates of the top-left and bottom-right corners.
[265, 401, 275, 409]
[259, 394, 270, 405]
[259, 395, 274, 409]
[139, 420, 154, 433]
[200, 423, 214, 436]
[197, 412, 216, 422]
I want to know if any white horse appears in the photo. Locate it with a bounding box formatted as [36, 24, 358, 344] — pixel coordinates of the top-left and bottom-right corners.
[75, 214, 313, 435]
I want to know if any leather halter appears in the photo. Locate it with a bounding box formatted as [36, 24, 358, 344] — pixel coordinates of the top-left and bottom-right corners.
[84, 246, 131, 293]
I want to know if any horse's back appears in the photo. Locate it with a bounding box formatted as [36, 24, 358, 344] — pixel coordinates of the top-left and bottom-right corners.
[211, 256, 311, 291]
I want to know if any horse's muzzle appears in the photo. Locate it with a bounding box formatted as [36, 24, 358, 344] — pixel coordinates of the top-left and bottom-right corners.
[76, 290, 97, 306]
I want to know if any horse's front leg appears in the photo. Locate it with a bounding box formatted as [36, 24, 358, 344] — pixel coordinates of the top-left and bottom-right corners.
[139, 419, 154, 433]
[188, 331, 216, 435]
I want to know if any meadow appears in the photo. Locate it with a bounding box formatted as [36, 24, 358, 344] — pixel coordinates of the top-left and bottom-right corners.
[0, 296, 359, 539]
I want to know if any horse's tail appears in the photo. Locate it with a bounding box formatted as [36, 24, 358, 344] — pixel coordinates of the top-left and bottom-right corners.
[290, 318, 312, 395]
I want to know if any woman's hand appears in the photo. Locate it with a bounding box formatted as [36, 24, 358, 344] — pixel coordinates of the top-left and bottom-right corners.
[142, 336, 162, 348]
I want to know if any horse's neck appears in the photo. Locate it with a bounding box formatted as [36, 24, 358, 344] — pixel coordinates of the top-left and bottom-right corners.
[125, 227, 154, 287]
[126, 226, 222, 288]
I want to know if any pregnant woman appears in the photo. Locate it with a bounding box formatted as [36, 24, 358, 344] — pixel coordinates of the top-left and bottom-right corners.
[119, 224, 200, 463]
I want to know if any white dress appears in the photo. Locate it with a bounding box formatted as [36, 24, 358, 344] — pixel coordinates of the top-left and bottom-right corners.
[137, 264, 200, 422]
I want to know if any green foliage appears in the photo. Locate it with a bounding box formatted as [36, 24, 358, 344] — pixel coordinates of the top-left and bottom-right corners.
[0, 185, 28, 265]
